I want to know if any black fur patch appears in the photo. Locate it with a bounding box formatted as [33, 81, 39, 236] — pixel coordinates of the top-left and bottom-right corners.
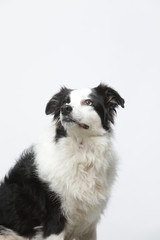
[55, 122, 67, 142]
[91, 84, 125, 130]
[45, 87, 72, 120]
[45, 87, 71, 142]
[0, 148, 66, 238]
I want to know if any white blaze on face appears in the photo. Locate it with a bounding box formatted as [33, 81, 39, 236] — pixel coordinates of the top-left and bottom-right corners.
[61, 88, 106, 136]
[70, 88, 92, 106]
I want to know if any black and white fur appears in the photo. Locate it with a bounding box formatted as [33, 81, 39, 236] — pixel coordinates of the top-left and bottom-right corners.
[0, 84, 124, 240]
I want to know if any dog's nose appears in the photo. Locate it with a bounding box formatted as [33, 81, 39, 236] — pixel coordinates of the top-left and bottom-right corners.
[61, 105, 72, 115]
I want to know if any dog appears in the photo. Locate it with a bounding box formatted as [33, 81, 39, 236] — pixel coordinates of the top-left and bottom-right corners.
[0, 83, 124, 240]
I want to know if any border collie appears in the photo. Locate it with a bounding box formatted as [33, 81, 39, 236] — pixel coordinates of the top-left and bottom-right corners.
[0, 84, 124, 240]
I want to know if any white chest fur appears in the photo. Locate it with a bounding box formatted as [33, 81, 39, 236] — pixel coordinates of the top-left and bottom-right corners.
[34, 125, 117, 233]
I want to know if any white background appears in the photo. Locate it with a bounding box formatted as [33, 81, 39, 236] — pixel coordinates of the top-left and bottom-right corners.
[0, 0, 160, 239]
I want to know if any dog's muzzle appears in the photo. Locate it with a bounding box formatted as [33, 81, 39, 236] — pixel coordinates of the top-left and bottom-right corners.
[61, 105, 72, 116]
[61, 105, 89, 130]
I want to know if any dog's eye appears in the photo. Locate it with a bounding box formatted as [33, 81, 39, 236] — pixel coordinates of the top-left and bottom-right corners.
[84, 99, 93, 106]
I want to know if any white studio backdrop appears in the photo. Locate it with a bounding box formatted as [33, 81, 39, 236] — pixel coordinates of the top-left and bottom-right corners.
[0, 0, 160, 239]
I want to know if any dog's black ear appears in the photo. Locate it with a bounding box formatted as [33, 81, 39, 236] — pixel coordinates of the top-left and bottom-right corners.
[96, 83, 125, 108]
[104, 86, 124, 109]
[95, 83, 125, 125]
[45, 87, 71, 118]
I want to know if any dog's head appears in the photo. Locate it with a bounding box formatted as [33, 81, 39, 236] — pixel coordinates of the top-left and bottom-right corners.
[45, 84, 124, 136]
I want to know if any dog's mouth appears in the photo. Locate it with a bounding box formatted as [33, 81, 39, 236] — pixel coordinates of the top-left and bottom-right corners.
[62, 117, 89, 130]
